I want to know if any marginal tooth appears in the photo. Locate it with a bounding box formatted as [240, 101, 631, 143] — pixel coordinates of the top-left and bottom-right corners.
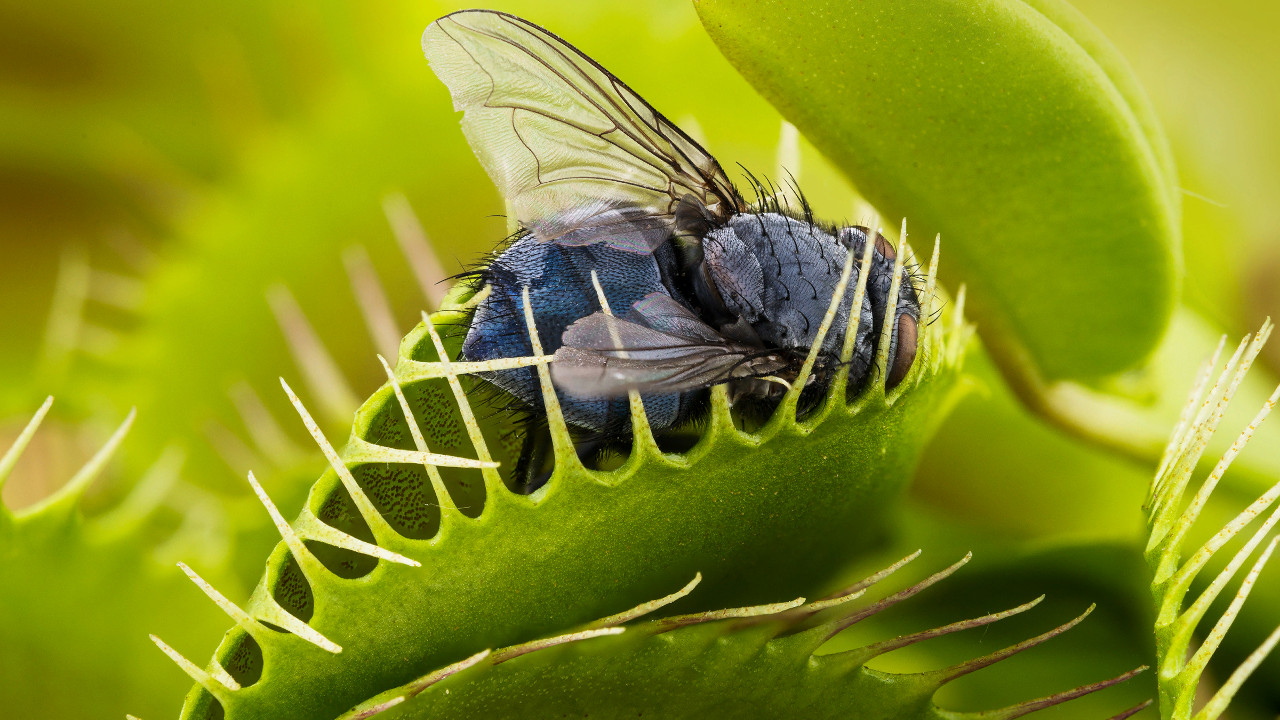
[229, 382, 300, 466]
[822, 552, 972, 642]
[383, 193, 451, 310]
[1184, 535, 1280, 676]
[974, 665, 1146, 720]
[204, 420, 263, 475]
[421, 314, 503, 491]
[923, 234, 941, 307]
[920, 234, 942, 376]
[491, 628, 623, 665]
[1151, 332, 1265, 545]
[658, 597, 806, 632]
[347, 440, 500, 469]
[246, 471, 312, 565]
[587, 271, 621, 349]
[707, 384, 737, 434]
[211, 665, 242, 692]
[1151, 337, 1226, 501]
[345, 696, 406, 720]
[280, 379, 390, 534]
[588, 270, 656, 448]
[376, 353, 455, 510]
[787, 219, 860, 411]
[1162, 382, 1280, 576]
[42, 247, 90, 363]
[1108, 700, 1154, 720]
[1169, 333, 1258, 474]
[587, 573, 702, 629]
[177, 562, 261, 636]
[873, 218, 909, 390]
[304, 521, 420, 568]
[521, 286, 575, 463]
[255, 601, 343, 654]
[78, 323, 123, 357]
[398, 355, 554, 380]
[88, 269, 146, 310]
[242, 476, 346, 654]
[0, 396, 53, 489]
[1145, 319, 1280, 720]
[1199, 619, 1280, 719]
[805, 549, 922, 613]
[246, 467, 415, 592]
[32, 408, 136, 514]
[925, 604, 1095, 686]
[854, 596, 1044, 659]
[837, 216, 879, 370]
[390, 648, 492, 706]
[1172, 333, 1260, 477]
[150, 634, 240, 692]
[268, 285, 359, 424]
[1171, 508, 1280, 662]
[345, 246, 403, 360]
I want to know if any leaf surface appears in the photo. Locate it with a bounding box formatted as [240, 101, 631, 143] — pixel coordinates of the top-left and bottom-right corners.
[696, 0, 1181, 381]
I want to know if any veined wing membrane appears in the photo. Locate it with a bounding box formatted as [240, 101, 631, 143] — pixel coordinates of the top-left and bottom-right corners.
[423, 10, 743, 253]
[551, 293, 787, 397]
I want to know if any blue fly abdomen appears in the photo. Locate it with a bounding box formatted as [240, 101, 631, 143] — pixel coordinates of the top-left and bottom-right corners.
[463, 234, 690, 435]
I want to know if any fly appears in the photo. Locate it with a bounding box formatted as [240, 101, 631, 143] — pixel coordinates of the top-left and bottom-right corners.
[422, 10, 921, 490]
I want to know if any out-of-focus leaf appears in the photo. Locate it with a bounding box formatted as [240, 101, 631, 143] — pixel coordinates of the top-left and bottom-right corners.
[696, 0, 1181, 383]
[0, 402, 234, 720]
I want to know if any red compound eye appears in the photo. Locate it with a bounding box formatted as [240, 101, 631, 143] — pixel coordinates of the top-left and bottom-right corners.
[886, 313, 918, 390]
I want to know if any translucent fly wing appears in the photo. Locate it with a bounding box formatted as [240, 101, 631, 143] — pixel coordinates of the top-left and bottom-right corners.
[551, 293, 787, 397]
[423, 10, 744, 253]
[552, 314, 780, 397]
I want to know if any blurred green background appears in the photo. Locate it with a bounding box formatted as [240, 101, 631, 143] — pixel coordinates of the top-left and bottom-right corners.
[1, 0, 1278, 718]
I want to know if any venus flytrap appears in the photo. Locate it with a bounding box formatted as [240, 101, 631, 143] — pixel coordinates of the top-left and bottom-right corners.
[8, 1, 1267, 718]
[157, 223, 981, 720]
[1144, 321, 1280, 718]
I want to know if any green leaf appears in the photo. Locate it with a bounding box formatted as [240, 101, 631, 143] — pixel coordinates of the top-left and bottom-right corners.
[165, 263, 968, 719]
[339, 552, 1146, 720]
[695, 0, 1180, 382]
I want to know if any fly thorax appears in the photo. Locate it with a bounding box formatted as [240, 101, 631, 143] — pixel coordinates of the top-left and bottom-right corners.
[698, 222, 765, 327]
[713, 213, 858, 353]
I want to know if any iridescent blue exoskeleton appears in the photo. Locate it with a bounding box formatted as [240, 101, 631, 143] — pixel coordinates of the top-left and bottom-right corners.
[423, 11, 920, 488]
